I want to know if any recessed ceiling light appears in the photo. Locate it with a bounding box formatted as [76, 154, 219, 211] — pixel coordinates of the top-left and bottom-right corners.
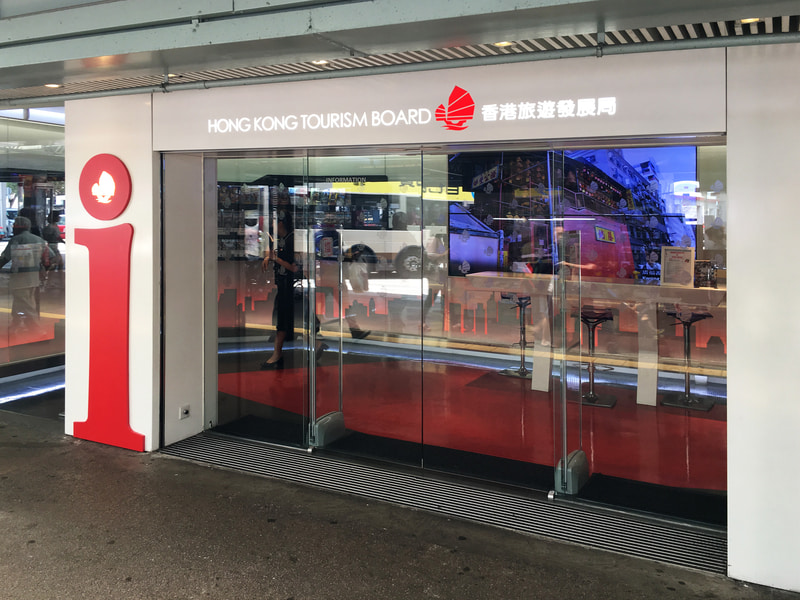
[44, 83, 61, 89]
[493, 41, 515, 47]
[740, 18, 760, 24]
[312, 59, 329, 65]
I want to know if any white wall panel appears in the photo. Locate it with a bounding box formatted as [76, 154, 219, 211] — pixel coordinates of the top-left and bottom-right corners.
[153, 49, 726, 151]
[162, 153, 211, 445]
[727, 43, 800, 593]
[64, 94, 160, 451]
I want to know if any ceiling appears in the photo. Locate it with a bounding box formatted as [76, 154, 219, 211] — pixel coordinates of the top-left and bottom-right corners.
[0, 0, 798, 106]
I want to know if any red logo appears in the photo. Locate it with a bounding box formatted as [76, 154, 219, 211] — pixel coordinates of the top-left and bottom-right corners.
[73, 153, 143, 451]
[78, 153, 132, 221]
[435, 86, 475, 131]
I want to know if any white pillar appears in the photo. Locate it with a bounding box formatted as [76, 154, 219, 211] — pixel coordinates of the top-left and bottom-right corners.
[727, 43, 800, 593]
[64, 94, 161, 451]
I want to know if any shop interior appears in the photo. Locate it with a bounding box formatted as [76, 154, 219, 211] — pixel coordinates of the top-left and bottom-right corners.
[209, 142, 728, 527]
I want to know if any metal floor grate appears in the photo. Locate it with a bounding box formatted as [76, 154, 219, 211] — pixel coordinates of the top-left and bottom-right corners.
[161, 432, 727, 574]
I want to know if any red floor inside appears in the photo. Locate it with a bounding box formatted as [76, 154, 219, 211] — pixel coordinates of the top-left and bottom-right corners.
[218, 358, 726, 493]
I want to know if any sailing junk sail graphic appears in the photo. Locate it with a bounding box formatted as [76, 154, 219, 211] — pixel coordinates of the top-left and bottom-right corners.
[435, 86, 475, 131]
[91, 171, 116, 204]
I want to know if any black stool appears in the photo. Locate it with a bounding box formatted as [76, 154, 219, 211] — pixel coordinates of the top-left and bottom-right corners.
[579, 306, 616, 408]
[501, 293, 531, 379]
[661, 310, 715, 411]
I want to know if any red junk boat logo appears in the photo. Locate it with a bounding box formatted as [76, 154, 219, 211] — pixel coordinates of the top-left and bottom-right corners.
[435, 86, 475, 131]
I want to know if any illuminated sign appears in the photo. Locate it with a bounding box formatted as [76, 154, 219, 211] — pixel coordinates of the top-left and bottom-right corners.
[205, 86, 616, 136]
[472, 165, 500, 189]
[78, 154, 132, 220]
[481, 97, 616, 121]
[435, 86, 476, 131]
[153, 50, 728, 151]
[208, 108, 432, 134]
[313, 180, 475, 203]
[595, 226, 617, 243]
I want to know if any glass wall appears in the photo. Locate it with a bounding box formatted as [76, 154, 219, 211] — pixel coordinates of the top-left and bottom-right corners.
[213, 155, 310, 445]
[306, 152, 425, 464]
[0, 115, 65, 375]
[212, 141, 727, 526]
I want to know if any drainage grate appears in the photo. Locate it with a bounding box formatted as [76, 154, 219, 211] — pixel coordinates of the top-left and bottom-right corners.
[161, 432, 727, 574]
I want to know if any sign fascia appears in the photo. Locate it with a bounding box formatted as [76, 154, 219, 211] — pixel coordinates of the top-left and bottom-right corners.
[153, 48, 726, 151]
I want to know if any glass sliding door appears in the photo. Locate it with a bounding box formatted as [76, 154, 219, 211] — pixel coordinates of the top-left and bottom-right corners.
[213, 155, 312, 447]
[419, 149, 557, 488]
[550, 145, 728, 526]
[413, 143, 727, 526]
[307, 152, 425, 466]
[202, 142, 727, 527]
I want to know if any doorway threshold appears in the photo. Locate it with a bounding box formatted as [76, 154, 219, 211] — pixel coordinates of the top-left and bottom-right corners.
[161, 431, 727, 574]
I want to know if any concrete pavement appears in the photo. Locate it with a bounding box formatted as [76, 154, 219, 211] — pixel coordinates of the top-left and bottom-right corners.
[1, 408, 798, 600]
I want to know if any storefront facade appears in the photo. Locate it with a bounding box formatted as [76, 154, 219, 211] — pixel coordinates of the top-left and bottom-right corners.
[63, 44, 800, 592]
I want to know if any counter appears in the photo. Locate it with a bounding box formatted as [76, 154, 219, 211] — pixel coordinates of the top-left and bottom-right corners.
[463, 272, 727, 405]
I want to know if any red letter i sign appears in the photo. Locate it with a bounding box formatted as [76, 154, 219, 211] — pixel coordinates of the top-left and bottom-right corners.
[72, 154, 145, 451]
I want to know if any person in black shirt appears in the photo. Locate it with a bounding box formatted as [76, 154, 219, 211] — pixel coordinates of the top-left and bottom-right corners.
[260, 211, 297, 369]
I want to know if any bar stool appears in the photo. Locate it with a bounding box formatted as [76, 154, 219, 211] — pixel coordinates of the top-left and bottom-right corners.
[661, 309, 715, 411]
[579, 306, 616, 408]
[501, 292, 531, 379]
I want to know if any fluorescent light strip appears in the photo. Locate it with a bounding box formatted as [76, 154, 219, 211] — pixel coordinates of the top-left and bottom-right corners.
[0, 383, 65, 405]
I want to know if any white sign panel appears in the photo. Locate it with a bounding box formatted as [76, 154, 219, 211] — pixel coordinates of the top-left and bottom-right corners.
[153, 48, 726, 151]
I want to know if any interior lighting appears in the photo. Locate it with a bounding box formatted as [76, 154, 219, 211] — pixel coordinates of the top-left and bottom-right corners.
[493, 41, 515, 47]
[740, 18, 760, 24]
[44, 83, 61, 88]
[82, 55, 125, 68]
[312, 59, 329, 65]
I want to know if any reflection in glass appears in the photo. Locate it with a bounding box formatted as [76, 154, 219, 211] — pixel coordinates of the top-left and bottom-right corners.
[209, 143, 728, 526]
[0, 115, 65, 388]
[306, 153, 424, 465]
[214, 157, 310, 447]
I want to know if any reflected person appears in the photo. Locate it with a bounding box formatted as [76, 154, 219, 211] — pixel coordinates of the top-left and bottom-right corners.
[318, 215, 371, 340]
[422, 233, 447, 332]
[41, 212, 65, 290]
[0, 216, 53, 333]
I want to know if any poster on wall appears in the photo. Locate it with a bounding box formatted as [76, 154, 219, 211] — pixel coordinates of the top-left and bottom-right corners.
[660, 246, 695, 287]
